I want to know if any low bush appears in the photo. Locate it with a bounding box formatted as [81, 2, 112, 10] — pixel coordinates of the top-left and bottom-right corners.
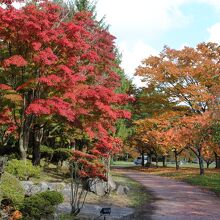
[40, 145, 54, 160]
[21, 191, 64, 219]
[0, 172, 25, 209]
[38, 190, 64, 206]
[40, 145, 54, 166]
[5, 159, 41, 180]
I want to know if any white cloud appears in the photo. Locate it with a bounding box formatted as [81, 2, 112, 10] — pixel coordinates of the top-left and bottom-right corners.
[119, 41, 157, 77]
[118, 41, 158, 87]
[207, 23, 220, 43]
[96, 0, 190, 38]
[96, 0, 190, 87]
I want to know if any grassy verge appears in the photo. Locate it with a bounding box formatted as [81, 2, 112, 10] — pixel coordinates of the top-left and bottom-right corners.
[133, 166, 220, 196]
[111, 171, 150, 207]
[32, 166, 150, 208]
[111, 160, 134, 168]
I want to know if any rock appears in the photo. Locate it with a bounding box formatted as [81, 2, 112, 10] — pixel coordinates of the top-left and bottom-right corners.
[94, 181, 106, 196]
[116, 185, 129, 195]
[30, 184, 41, 195]
[108, 175, 116, 191]
[39, 182, 49, 191]
[47, 182, 66, 191]
[124, 186, 130, 194]
[89, 176, 117, 196]
[89, 179, 107, 196]
[0, 209, 9, 219]
[21, 181, 68, 196]
[61, 184, 71, 199]
[21, 181, 34, 195]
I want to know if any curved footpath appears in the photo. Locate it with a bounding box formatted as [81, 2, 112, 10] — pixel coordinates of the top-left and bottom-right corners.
[123, 170, 220, 220]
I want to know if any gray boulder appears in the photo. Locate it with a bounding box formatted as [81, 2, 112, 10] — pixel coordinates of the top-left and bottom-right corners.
[21, 181, 34, 195]
[108, 175, 116, 191]
[47, 182, 66, 191]
[39, 182, 50, 191]
[30, 184, 41, 195]
[21, 181, 34, 190]
[89, 179, 107, 196]
[116, 185, 129, 195]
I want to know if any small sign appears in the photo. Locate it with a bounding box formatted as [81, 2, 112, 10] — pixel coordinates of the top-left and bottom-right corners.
[100, 207, 111, 216]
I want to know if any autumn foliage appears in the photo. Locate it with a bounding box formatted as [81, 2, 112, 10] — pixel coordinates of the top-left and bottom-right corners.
[133, 43, 220, 174]
[0, 0, 131, 179]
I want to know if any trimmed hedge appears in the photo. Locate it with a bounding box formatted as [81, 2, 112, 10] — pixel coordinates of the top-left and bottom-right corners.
[22, 191, 64, 219]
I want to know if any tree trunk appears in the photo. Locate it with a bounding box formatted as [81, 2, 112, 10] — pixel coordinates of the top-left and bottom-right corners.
[146, 153, 152, 167]
[19, 95, 33, 160]
[198, 148, 204, 175]
[19, 125, 29, 160]
[19, 135, 27, 160]
[174, 150, 179, 170]
[125, 153, 129, 161]
[206, 162, 210, 169]
[141, 152, 145, 167]
[155, 154, 158, 168]
[214, 152, 220, 169]
[32, 126, 44, 165]
[162, 155, 167, 167]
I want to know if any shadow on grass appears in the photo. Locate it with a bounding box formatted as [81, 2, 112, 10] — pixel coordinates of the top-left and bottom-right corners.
[38, 167, 70, 183]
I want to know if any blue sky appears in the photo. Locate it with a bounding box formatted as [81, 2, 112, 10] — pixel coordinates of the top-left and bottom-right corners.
[96, 0, 220, 85]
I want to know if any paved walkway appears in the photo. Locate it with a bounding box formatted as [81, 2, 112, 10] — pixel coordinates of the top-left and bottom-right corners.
[123, 171, 220, 220]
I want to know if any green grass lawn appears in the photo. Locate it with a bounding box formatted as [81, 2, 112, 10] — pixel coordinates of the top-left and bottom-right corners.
[170, 172, 220, 195]
[161, 172, 220, 195]
[111, 160, 135, 167]
[111, 171, 150, 207]
[153, 162, 216, 169]
[111, 160, 216, 168]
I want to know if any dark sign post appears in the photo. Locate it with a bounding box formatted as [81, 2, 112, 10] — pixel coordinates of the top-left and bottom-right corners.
[100, 208, 111, 220]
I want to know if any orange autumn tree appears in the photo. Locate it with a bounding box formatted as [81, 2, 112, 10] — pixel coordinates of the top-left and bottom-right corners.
[136, 42, 220, 171]
[162, 112, 213, 175]
[151, 113, 188, 170]
[133, 119, 162, 167]
[133, 110, 184, 167]
[136, 43, 220, 113]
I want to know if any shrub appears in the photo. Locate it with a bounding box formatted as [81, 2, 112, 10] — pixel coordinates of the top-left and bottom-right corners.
[21, 191, 64, 219]
[0, 172, 25, 209]
[52, 148, 72, 165]
[5, 159, 41, 180]
[22, 194, 52, 219]
[40, 145, 54, 160]
[40, 145, 54, 166]
[38, 190, 64, 206]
